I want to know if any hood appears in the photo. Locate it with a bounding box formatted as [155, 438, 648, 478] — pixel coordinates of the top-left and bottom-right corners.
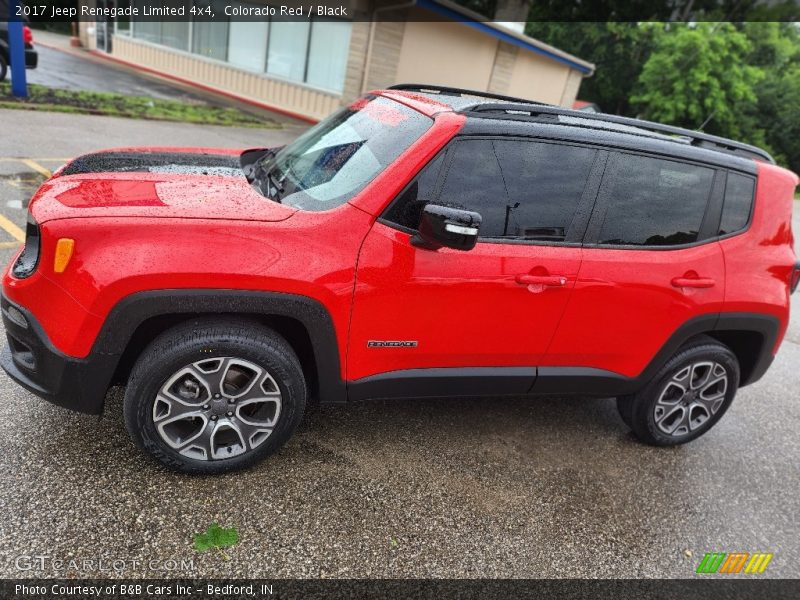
[30, 149, 297, 224]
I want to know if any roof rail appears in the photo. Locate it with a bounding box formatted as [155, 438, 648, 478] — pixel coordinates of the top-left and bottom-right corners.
[388, 84, 548, 107]
[465, 103, 775, 164]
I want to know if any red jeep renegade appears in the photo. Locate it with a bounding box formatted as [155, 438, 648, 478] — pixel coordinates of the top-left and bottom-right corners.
[3, 85, 799, 473]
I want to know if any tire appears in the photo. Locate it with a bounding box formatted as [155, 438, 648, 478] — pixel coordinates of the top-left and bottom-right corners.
[616, 336, 739, 446]
[124, 318, 307, 474]
[616, 393, 635, 429]
[0, 55, 7, 82]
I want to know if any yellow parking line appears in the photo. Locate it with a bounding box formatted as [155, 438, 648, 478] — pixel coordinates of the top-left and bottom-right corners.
[20, 159, 52, 178]
[0, 214, 26, 243]
[0, 240, 22, 249]
[0, 158, 68, 162]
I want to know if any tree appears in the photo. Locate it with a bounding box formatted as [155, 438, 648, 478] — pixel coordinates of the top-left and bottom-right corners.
[631, 23, 763, 140]
[741, 22, 800, 172]
[526, 22, 656, 115]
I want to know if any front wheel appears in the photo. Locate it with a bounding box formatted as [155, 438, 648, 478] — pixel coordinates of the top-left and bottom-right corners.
[617, 336, 740, 446]
[124, 318, 306, 474]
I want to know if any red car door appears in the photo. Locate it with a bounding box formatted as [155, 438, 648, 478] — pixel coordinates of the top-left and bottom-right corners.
[539, 152, 727, 389]
[347, 138, 605, 396]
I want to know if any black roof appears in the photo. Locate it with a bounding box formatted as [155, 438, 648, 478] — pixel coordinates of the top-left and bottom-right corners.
[389, 84, 774, 165]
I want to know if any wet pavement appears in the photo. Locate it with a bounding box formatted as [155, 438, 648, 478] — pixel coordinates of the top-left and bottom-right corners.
[0, 109, 798, 579]
[25, 44, 221, 106]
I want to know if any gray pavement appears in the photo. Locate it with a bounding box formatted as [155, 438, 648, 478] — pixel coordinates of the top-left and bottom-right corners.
[0, 108, 305, 161]
[25, 43, 222, 106]
[0, 109, 798, 579]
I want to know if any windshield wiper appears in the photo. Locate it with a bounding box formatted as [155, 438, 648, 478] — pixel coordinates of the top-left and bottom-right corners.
[266, 169, 285, 202]
[241, 148, 274, 183]
[248, 157, 284, 203]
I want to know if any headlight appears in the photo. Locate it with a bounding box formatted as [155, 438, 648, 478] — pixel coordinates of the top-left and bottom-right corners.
[12, 214, 41, 279]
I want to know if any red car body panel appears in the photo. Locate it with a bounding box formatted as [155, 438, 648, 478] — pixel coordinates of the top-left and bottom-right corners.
[2, 90, 797, 404]
[4, 104, 465, 378]
[29, 173, 298, 223]
[544, 243, 725, 378]
[347, 221, 582, 379]
[719, 162, 798, 353]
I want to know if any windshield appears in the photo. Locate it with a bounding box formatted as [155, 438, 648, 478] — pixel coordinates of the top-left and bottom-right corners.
[253, 95, 432, 211]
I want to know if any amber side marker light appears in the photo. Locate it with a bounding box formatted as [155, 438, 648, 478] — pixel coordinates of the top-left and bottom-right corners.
[53, 239, 75, 273]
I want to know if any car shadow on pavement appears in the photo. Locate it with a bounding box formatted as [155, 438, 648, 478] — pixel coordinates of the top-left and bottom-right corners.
[40, 387, 651, 475]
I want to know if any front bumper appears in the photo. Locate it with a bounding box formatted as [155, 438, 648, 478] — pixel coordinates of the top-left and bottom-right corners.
[1, 294, 113, 414]
[25, 47, 37, 69]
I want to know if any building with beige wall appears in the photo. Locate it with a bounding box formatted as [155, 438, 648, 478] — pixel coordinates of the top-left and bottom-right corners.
[80, 0, 594, 122]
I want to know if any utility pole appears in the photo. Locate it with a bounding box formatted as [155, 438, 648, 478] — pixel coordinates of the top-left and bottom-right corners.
[8, 0, 28, 97]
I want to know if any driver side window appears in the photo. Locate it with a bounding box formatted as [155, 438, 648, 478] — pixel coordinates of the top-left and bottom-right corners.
[383, 138, 596, 242]
[383, 151, 446, 229]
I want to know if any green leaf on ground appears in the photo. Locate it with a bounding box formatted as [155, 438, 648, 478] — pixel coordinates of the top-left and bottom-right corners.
[193, 523, 239, 560]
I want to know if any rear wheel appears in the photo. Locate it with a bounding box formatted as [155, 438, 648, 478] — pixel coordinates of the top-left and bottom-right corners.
[0, 55, 8, 82]
[124, 318, 306, 474]
[617, 337, 739, 446]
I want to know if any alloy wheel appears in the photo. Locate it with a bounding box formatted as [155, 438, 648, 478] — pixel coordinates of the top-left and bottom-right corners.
[152, 357, 282, 461]
[653, 361, 729, 437]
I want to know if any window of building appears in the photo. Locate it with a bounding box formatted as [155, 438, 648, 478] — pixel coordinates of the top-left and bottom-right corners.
[191, 0, 229, 61]
[719, 172, 755, 236]
[266, 21, 311, 82]
[160, 5, 190, 52]
[130, 0, 160, 44]
[597, 154, 714, 246]
[114, 0, 131, 36]
[306, 20, 352, 92]
[227, 3, 269, 72]
[126, 7, 352, 93]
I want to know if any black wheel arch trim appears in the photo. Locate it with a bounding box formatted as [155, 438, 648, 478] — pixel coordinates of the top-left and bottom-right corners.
[531, 312, 779, 394]
[1, 289, 346, 415]
[95, 289, 347, 404]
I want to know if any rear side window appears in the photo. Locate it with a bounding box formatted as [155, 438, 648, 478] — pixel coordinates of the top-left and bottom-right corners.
[597, 155, 714, 246]
[719, 173, 755, 236]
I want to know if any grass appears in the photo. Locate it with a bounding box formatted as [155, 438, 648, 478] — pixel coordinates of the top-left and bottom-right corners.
[0, 83, 277, 128]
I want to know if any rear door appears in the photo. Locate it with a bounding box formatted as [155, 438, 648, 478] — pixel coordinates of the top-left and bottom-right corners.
[539, 151, 726, 386]
[347, 137, 605, 387]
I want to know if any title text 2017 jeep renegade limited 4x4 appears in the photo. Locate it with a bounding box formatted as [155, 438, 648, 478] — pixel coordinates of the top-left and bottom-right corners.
[3, 85, 799, 473]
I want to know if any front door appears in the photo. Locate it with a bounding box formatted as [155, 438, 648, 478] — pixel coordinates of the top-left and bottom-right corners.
[95, 0, 112, 53]
[347, 137, 605, 394]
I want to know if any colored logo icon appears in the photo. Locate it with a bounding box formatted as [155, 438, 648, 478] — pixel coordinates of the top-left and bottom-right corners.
[696, 552, 773, 574]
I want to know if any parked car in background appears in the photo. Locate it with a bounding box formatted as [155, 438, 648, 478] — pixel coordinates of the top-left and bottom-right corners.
[572, 100, 601, 113]
[2, 85, 798, 474]
[0, 17, 38, 82]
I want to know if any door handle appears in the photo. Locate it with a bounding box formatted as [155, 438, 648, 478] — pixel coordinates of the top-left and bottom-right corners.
[671, 276, 715, 289]
[515, 274, 567, 287]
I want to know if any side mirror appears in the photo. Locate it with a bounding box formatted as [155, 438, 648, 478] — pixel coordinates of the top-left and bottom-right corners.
[411, 204, 482, 251]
